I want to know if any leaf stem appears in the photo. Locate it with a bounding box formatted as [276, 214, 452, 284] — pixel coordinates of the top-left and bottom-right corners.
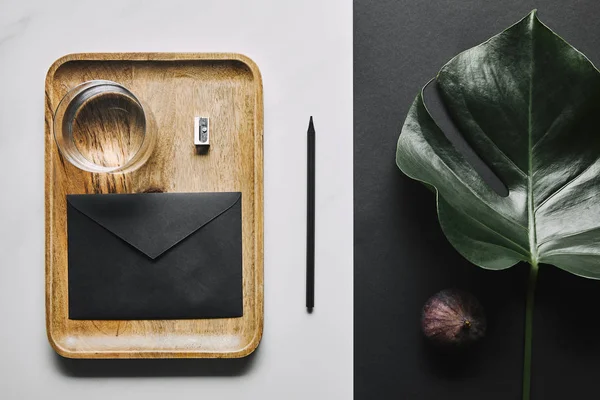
[522, 261, 539, 400]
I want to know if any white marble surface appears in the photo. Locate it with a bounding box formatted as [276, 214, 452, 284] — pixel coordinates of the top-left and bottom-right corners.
[0, 1, 352, 398]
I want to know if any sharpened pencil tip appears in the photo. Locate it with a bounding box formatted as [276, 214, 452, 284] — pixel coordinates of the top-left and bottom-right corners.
[308, 116, 315, 134]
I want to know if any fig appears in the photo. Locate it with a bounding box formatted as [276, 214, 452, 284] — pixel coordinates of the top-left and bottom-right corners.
[421, 288, 486, 346]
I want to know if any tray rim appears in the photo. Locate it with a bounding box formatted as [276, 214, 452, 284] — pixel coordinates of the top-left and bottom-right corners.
[44, 52, 264, 359]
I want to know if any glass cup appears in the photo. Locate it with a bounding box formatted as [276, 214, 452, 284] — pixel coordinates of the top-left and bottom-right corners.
[53, 80, 154, 173]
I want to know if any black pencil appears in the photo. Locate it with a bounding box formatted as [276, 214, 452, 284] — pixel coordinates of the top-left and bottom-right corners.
[306, 116, 316, 313]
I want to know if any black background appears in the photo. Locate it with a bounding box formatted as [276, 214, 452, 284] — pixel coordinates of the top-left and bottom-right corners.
[354, 1, 600, 399]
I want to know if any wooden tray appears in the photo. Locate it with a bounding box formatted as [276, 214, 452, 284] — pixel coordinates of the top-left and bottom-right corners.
[45, 53, 263, 359]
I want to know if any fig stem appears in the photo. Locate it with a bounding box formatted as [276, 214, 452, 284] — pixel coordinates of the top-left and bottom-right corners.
[522, 260, 539, 400]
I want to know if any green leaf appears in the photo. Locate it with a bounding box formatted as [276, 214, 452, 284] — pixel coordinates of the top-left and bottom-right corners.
[396, 10, 600, 279]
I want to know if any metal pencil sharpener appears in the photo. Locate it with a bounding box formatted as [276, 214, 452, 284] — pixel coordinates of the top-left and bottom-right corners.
[194, 117, 210, 146]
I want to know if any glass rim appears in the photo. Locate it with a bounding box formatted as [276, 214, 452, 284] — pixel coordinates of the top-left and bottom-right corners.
[53, 80, 150, 174]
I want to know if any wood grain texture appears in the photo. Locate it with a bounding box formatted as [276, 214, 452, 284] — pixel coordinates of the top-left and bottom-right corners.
[45, 53, 264, 359]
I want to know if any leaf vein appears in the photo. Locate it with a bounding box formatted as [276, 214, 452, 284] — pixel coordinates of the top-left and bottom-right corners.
[527, 15, 538, 264]
[542, 251, 600, 258]
[530, 104, 570, 151]
[460, 100, 528, 177]
[442, 197, 530, 256]
[538, 225, 600, 248]
[534, 159, 599, 212]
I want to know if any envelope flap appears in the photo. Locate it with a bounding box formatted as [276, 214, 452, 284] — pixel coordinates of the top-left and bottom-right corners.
[67, 192, 241, 259]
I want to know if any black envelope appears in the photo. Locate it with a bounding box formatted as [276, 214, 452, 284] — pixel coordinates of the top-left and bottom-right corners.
[66, 192, 243, 320]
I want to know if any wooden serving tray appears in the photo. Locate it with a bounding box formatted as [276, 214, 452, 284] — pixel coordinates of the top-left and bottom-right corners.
[45, 53, 263, 359]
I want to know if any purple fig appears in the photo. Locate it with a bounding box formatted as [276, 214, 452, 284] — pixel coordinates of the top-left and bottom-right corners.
[421, 289, 486, 346]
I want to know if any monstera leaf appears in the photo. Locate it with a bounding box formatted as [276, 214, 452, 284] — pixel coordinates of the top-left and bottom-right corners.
[396, 10, 600, 400]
